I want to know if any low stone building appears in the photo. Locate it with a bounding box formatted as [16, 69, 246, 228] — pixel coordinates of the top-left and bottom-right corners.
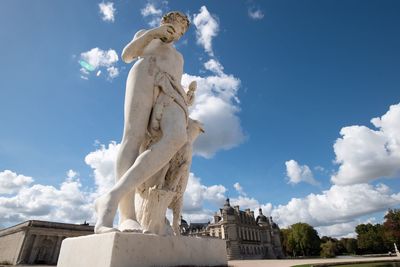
[182, 199, 284, 260]
[0, 220, 93, 265]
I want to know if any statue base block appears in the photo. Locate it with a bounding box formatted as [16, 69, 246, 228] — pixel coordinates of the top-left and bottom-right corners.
[57, 232, 227, 267]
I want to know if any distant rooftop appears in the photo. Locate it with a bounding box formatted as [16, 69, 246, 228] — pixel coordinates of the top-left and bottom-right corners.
[0, 220, 94, 237]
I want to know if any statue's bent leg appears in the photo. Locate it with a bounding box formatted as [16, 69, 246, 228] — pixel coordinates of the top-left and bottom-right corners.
[95, 101, 187, 234]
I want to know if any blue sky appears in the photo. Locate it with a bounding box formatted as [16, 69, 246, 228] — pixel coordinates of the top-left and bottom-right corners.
[0, 0, 399, 237]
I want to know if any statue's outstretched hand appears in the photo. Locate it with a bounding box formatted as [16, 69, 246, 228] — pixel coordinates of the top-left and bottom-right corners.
[187, 81, 197, 106]
[189, 81, 197, 91]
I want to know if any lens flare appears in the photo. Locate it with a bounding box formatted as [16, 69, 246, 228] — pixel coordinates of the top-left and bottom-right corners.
[79, 60, 95, 72]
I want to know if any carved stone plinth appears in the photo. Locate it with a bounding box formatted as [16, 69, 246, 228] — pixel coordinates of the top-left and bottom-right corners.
[57, 232, 227, 267]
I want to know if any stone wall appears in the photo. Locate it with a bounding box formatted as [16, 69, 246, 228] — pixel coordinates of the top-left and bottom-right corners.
[0, 220, 94, 265]
[0, 227, 26, 265]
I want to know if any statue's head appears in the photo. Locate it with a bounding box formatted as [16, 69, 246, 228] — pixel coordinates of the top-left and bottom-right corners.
[160, 11, 189, 41]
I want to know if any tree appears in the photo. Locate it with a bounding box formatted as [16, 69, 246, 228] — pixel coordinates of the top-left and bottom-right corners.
[383, 209, 400, 249]
[356, 223, 387, 254]
[339, 238, 357, 254]
[321, 240, 336, 258]
[281, 228, 296, 257]
[321, 236, 336, 243]
[289, 223, 321, 256]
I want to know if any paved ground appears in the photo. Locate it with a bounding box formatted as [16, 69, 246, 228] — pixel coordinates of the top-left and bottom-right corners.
[1, 257, 398, 267]
[228, 256, 400, 267]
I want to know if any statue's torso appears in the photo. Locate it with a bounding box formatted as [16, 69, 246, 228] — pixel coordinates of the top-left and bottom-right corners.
[132, 39, 184, 82]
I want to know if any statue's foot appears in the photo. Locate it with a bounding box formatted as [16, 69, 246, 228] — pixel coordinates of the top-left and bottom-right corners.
[118, 219, 143, 233]
[95, 225, 120, 234]
[94, 194, 119, 234]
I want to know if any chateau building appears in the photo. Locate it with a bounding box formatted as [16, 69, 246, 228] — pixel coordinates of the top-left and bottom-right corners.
[181, 199, 284, 260]
[0, 220, 93, 265]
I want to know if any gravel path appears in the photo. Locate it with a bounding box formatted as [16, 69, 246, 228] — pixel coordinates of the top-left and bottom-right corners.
[228, 256, 399, 267]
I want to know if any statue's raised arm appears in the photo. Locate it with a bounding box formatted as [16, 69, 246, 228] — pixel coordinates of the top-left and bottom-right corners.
[121, 24, 177, 63]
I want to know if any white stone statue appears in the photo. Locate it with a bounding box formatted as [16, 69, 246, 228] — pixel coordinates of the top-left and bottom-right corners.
[94, 11, 201, 234]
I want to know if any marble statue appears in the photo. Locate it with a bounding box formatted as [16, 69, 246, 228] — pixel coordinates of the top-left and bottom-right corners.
[94, 11, 201, 235]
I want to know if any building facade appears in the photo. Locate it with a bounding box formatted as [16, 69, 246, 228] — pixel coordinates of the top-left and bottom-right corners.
[182, 199, 284, 260]
[0, 220, 93, 265]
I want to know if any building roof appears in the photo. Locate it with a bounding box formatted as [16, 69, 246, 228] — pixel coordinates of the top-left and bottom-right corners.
[255, 208, 269, 224]
[188, 222, 209, 231]
[0, 220, 94, 237]
[222, 198, 235, 215]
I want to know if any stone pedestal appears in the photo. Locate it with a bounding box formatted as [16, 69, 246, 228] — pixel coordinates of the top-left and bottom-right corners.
[57, 232, 227, 267]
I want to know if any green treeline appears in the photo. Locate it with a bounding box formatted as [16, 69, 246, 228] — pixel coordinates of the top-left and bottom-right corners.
[280, 209, 400, 258]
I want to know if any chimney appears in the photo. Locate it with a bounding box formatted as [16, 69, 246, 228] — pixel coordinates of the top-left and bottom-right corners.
[213, 212, 221, 223]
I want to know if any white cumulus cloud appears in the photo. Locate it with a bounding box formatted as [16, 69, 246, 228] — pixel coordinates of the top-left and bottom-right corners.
[229, 183, 273, 216]
[79, 47, 119, 80]
[271, 183, 400, 232]
[248, 8, 264, 20]
[183, 173, 226, 214]
[141, 3, 162, 17]
[230, 196, 273, 216]
[106, 66, 119, 79]
[99, 2, 116, 22]
[84, 141, 120, 196]
[140, 3, 164, 27]
[332, 103, 400, 185]
[193, 6, 219, 56]
[204, 58, 224, 75]
[182, 59, 245, 158]
[0, 142, 121, 228]
[285, 159, 319, 185]
[233, 182, 246, 196]
[0, 170, 93, 227]
[0, 170, 33, 195]
[316, 221, 359, 238]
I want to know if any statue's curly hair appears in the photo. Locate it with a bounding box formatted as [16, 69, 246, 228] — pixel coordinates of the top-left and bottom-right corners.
[161, 11, 190, 31]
